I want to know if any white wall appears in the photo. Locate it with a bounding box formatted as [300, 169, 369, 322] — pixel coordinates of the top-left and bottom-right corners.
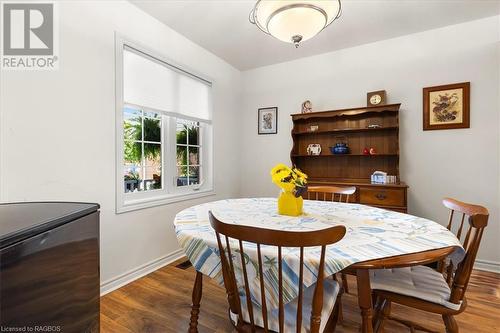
[0, 0, 242, 290]
[240, 16, 500, 265]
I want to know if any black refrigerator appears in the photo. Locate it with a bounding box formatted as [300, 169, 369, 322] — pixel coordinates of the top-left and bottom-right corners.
[0, 202, 100, 333]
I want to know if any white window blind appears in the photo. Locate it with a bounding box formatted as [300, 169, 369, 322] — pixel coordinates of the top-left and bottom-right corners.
[123, 47, 212, 121]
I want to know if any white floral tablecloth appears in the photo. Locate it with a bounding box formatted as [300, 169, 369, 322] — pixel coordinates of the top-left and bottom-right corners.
[174, 198, 464, 308]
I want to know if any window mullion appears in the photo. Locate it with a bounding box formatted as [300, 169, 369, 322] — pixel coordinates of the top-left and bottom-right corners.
[141, 110, 145, 191]
[196, 124, 201, 185]
[164, 116, 170, 193]
[168, 116, 177, 192]
[186, 122, 190, 185]
[160, 114, 165, 194]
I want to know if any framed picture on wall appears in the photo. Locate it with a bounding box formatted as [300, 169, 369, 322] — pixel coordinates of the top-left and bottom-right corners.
[258, 107, 278, 134]
[423, 82, 470, 130]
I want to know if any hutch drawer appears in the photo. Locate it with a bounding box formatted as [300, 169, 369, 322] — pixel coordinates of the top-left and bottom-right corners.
[359, 187, 406, 207]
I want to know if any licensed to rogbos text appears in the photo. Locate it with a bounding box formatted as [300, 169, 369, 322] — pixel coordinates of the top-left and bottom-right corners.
[1, 326, 61, 332]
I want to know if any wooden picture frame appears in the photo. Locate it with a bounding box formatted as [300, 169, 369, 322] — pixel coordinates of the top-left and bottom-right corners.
[423, 82, 470, 130]
[258, 107, 278, 134]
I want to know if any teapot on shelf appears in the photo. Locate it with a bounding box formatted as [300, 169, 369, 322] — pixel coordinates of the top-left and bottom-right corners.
[330, 136, 350, 154]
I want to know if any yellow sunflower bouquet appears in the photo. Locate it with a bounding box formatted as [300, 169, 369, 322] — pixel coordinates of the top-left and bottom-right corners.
[270, 164, 308, 216]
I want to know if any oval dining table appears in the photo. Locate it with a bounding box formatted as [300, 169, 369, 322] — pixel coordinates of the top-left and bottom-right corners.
[174, 198, 464, 333]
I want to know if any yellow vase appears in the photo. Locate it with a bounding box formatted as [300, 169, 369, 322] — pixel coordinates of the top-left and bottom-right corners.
[277, 191, 303, 216]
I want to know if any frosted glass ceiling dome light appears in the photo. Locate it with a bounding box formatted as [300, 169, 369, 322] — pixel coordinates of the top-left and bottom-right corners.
[249, 0, 341, 48]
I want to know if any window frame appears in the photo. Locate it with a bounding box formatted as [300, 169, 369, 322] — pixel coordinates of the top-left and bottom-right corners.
[115, 35, 215, 213]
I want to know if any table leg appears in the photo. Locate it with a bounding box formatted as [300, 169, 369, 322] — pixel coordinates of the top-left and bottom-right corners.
[189, 271, 203, 333]
[356, 269, 373, 333]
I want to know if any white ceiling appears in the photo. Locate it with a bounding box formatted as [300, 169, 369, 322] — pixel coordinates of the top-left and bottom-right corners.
[131, 0, 500, 70]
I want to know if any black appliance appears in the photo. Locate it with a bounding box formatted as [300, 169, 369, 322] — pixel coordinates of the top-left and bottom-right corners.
[0, 202, 100, 332]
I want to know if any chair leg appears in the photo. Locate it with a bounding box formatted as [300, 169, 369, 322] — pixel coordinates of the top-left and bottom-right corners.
[332, 301, 340, 332]
[341, 273, 349, 294]
[189, 271, 203, 333]
[373, 298, 391, 333]
[371, 294, 382, 328]
[372, 293, 379, 310]
[337, 295, 344, 323]
[443, 314, 458, 333]
[332, 274, 344, 323]
[324, 297, 341, 333]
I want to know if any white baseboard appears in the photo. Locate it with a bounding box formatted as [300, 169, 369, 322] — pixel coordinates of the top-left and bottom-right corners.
[100, 249, 185, 296]
[474, 259, 500, 273]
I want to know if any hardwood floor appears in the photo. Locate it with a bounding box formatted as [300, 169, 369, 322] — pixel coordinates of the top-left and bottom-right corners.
[101, 258, 500, 332]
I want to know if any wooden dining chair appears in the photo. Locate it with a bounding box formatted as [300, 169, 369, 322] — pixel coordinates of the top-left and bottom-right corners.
[306, 185, 356, 203]
[208, 211, 346, 333]
[306, 185, 356, 297]
[436, 198, 488, 284]
[370, 198, 489, 333]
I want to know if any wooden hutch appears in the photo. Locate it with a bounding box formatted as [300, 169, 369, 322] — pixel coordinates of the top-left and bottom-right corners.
[291, 103, 408, 212]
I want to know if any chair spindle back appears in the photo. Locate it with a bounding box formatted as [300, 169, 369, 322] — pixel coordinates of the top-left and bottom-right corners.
[306, 185, 356, 203]
[440, 198, 489, 304]
[209, 211, 346, 333]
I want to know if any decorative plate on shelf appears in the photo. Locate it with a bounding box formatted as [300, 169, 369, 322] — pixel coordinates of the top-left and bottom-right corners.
[306, 143, 321, 155]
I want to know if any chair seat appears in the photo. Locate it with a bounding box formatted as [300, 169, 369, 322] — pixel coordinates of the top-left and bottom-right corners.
[370, 265, 462, 311]
[232, 278, 340, 333]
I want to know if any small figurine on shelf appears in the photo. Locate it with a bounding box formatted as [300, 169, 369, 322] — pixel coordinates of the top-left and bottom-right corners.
[307, 143, 322, 156]
[369, 147, 377, 155]
[362, 147, 370, 155]
[301, 100, 312, 113]
[308, 125, 319, 132]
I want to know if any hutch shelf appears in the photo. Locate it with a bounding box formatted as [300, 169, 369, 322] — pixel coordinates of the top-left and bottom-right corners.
[291, 103, 408, 212]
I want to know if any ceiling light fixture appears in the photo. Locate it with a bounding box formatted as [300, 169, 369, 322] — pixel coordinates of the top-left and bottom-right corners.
[249, 0, 342, 48]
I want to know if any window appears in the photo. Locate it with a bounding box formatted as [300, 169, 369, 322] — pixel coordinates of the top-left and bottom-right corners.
[123, 107, 162, 193]
[116, 38, 214, 213]
[176, 119, 201, 187]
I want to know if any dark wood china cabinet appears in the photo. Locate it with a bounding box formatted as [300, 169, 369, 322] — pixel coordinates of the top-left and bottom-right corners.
[291, 103, 408, 212]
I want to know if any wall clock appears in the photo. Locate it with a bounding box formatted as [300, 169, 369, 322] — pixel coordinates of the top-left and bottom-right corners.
[367, 90, 387, 107]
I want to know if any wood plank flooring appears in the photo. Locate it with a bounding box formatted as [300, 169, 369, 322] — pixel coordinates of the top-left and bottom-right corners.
[100, 258, 500, 332]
